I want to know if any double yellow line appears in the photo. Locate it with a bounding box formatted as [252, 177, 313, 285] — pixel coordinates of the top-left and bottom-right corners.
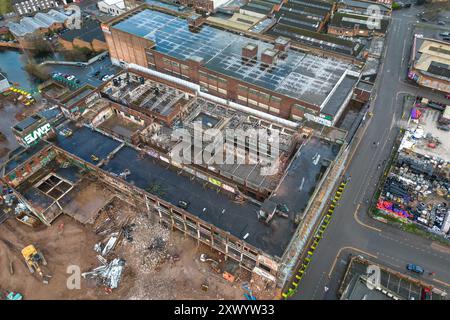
[282, 180, 348, 299]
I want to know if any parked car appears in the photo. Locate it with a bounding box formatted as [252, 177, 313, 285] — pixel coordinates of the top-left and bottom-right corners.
[406, 263, 424, 274]
[277, 203, 290, 214]
[67, 75, 75, 81]
[438, 21, 446, 25]
[59, 128, 73, 137]
[178, 200, 190, 209]
[101, 74, 114, 82]
[440, 32, 450, 36]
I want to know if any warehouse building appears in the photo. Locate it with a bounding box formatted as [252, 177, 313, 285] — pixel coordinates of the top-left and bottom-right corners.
[98, 0, 127, 16]
[409, 36, 450, 94]
[102, 5, 360, 126]
[336, 0, 392, 17]
[59, 19, 108, 52]
[8, 10, 70, 38]
[274, 0, 334, 33]
[328, 12, 389, 37]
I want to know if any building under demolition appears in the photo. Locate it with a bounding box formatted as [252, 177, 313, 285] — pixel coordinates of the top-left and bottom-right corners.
[1, 70, 349, 287]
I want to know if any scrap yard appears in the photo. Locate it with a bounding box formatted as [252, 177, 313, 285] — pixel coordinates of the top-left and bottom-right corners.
[375, 97, 450, 241]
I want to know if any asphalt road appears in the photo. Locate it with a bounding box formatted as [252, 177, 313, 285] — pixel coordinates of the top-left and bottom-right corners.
[292, 6, 450, 300]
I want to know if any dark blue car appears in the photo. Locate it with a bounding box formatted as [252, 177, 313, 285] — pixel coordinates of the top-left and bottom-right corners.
[406, 264, 424, 274]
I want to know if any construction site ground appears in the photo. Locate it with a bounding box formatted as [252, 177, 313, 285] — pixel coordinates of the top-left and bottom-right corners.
[0, 196, 270, 300]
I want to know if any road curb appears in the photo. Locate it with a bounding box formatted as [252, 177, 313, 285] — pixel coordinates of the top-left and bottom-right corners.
[282, 179, 348, 299]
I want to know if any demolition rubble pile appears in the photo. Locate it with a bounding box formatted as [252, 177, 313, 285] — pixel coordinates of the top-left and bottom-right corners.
[122, 213, 183, 299]
[123, 213, 170, 273]
[82, 199, 138, 290]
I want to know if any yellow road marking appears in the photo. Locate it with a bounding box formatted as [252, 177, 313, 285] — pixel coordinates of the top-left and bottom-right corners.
[353, 204, 382, 232]
[329, 246, 378, 277]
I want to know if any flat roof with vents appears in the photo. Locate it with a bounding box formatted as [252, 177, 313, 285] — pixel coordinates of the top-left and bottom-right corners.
[111, 8, 354, 107]
[415, 39, 450, 81]
[330, 12, 389, 34]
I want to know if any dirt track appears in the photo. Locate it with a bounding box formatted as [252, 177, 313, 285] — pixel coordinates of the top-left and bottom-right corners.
[0, 215, 101, 299]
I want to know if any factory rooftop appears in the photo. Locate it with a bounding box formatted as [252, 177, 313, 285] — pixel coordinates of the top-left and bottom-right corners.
[271, 136, 340, 217]
[414, 38, 450, 82]
[100, 71, 298, 193]
[3, 141, 49, 174]
[111, 8, 354, 107]
[265, 23, 363, 57]
[330, 12, 390, 34]
[321, 74, 358, 117]
[338, 0, 391, 14]
[274, 1, 330, 33]
[52, 121, 297, 257]
[290, 0, 333, 12]
[59, 19, 106, 43]
[144, 0, 193, 12]
[240, 0, 275, 15]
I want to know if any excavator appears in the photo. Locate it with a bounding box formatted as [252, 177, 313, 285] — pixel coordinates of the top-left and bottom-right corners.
[21, 245, 47, 278]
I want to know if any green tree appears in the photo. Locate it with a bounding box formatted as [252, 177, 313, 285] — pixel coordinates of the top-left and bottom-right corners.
[0, 0, 13, 15]
[62, 46, 95, 62]
[28, 36, 53, 59]
[24, 62, 50, 82]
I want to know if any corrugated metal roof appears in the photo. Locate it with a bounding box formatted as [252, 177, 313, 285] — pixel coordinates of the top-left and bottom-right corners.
[47, 9, 70, 23]
[21, 16, 47, 30]
[34, 12, 59, 28]
[8, 10, 69, 37]
[8, 22, 28, 37]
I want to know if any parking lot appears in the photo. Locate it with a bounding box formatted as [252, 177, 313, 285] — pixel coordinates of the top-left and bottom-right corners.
[46, 56, 120, 88]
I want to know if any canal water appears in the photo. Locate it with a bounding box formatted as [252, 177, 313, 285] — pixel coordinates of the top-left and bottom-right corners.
[0, 49, 39, 92]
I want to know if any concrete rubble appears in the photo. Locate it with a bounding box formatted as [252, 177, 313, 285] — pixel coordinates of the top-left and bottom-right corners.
[124, 213, 170, 273]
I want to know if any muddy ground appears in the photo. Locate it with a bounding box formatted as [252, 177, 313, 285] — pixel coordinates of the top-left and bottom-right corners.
[0, 203, 250, 300]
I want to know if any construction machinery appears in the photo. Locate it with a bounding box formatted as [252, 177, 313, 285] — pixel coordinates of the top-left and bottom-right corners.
[15, 211, 40, 228]
[21, 245, 47, 277]
[5, 292, 23, 300]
